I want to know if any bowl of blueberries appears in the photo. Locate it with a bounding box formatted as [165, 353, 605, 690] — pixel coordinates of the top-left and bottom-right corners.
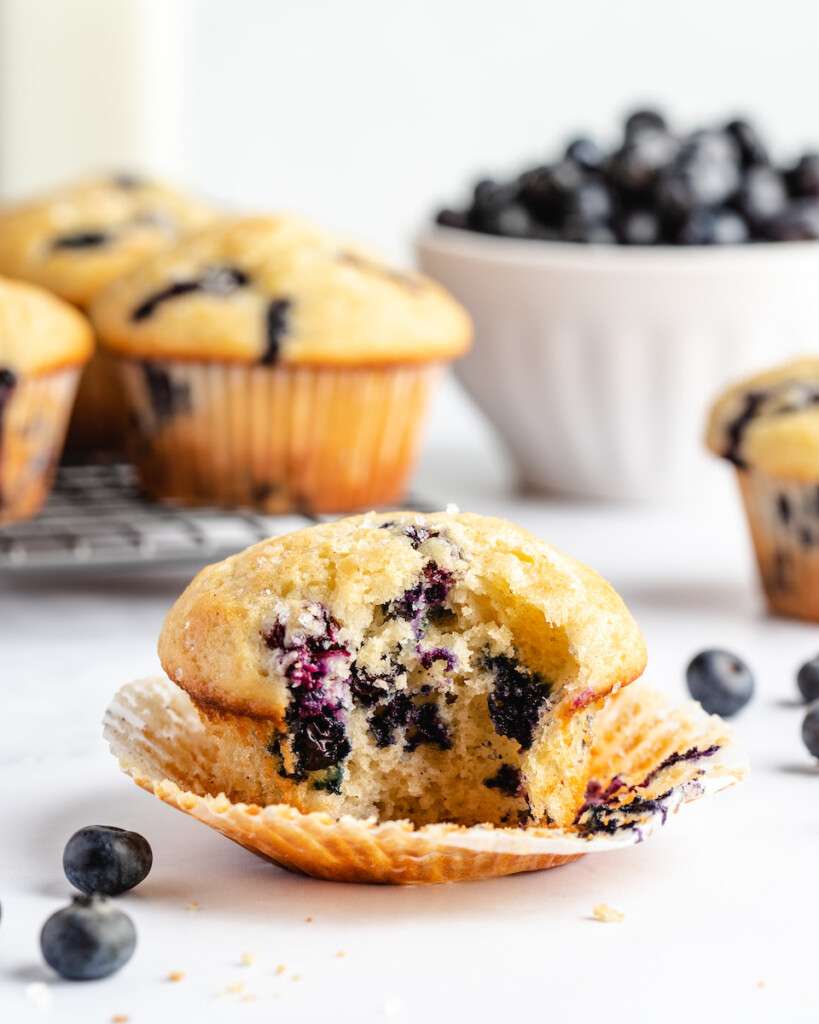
[418, 109, 819, 501]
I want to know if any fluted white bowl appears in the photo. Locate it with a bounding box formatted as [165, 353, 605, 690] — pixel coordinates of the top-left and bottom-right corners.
[417, 228, 819, 500]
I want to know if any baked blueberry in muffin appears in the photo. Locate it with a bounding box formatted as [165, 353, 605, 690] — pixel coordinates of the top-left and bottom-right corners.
[158, 510, 646, 829]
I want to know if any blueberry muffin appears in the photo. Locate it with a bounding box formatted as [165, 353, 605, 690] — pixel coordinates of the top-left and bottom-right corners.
[89, 215, 471, 513]
[0, 174, 218, 453]
[707, 358, 819, 620]
[156, 510, 647, 830]
[0, 277, 93, 523]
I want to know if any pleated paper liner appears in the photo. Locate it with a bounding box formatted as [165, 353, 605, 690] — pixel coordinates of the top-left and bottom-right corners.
[0, 367, 82, 525]
[64, 349, 129, 457]
[737, 469, 819, 622]
[104, 676, 745, 884]
[114, 358, 445, 513]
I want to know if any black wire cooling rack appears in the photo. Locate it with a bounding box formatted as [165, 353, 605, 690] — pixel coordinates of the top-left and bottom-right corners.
[0, 463, 433, 574]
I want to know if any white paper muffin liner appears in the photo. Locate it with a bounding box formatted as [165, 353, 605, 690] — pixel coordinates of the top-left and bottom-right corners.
[104, 675, 745, 884]
[0, 367, 81, 524]
[113, 358, 445, 513]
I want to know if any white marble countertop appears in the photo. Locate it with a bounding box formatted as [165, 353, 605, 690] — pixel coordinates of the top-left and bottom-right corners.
[2, 383, 817, 1023]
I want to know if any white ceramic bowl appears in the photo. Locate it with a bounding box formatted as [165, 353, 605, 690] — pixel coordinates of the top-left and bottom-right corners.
[418, 228, 819, 500]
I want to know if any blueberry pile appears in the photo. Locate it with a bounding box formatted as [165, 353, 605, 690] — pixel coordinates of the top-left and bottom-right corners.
[436, 109, 819, 245]
[38, 825, 152, 981]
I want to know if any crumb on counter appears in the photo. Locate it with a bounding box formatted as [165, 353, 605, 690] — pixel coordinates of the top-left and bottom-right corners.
[593, 903, 625, 923]
[168, 971, 185, 982]
[186, 902, 200, 911]
[305, 916, 313, 922]
[240, 952, 259, 967]
[336, 951, 346, 959]
[111, 1017, 129, 1023]
[242, 994, 260, 1003]
[293, 973, 303, 982]
[758, 981, 767, 989]
[276, 964, 287, 975]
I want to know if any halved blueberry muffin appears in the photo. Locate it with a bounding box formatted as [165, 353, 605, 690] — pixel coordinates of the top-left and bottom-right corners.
[89, 215, 471, 513]
[157, 510, 646, 829]
[0, 174, 218, 454]
[707, 357, 819, 621]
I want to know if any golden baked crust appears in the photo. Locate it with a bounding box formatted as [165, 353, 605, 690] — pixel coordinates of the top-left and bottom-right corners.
[0, 276, 93, 374]
[90, 215, 472, 365]
[0, 176, 217, 308]
[158, 511, 646, 830]
[706, 358, 819, 480]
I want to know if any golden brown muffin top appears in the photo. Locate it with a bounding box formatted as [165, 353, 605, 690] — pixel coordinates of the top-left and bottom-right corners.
[159, 509, 646, 721]
[706, 358, 819, 480]
[90, 215, 472, 366]
[0, 276, 93, 374]
[0, 175, 218, 308]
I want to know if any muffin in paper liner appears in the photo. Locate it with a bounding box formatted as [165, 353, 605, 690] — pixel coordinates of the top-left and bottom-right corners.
[735, 469, 819, 621]
[103, 675, 744, 885]
[114, 358, 445, 513]
[0, 368, 82, 524]
[706, 358, 819, 623]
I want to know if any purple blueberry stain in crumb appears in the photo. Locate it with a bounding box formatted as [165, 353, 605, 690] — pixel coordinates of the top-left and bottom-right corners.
[576, 776, 627, 817]
[483, 765, 524, 798]
[348, 660, 398, 707]
[131, 265, 250, 321]
[52, 230, 111, 250]
[388, 561, 455, 635]
[378, 520, 441, 549]
[367, 691, 451, 751]
[778, 493, 792, 524]
[575, 790, 674, 836]
[485, 653, 552, 750]
[260, 298, 291, 365]
[262, 603, 352, 776]
[142, 362, 192, 422]
[417, 646, 457, 671]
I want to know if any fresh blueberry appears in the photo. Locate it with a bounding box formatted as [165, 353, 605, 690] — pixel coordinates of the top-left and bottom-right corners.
[615, 209, 662, 245]
[732, 167, 788, 232]
[797, 656, 819, 702]
[786, 153, 819, 198]
[609, 131, 679, 196]
[726, 119, 771, 168]
[624, 108, 668, 139]
[677, 208, 750, 245]
[802, 703, 819, 758]
[435, 208, 468, 229]
[563, 180, 614, 225]
[518, 160, 585, 223]
[767, 199, 819, 241]
[63, 825, 152, 896]
[686, 649, 754, 717]
[564, 137, 606, 172]
[41, 895, 136, 981]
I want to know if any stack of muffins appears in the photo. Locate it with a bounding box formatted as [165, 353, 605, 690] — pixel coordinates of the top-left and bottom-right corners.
[0, 177, 471, 524]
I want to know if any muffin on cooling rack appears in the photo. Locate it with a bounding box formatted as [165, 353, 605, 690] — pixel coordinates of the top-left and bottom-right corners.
[0, 277, 93, 524]
[707, 357, 819, 621]
[0, 174, 218, 454]
[89, 215, 471, 513]
[156, 510, 647, 829]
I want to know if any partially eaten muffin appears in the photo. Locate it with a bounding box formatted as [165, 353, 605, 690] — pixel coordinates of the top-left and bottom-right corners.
[158, 511, 646, 830]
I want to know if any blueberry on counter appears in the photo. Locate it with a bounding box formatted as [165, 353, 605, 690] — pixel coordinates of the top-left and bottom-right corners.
[686, 649, 754, 717]
[797, 656, 819, 703]
[63, 825, 152, 896]
[802, 703, 819, 759]
[41, 895, 136, 981]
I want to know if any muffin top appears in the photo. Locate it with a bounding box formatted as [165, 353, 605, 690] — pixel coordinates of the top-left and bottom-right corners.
[159, 509, 646, 721]
[0, 276, 93, 375]
[89, 216, 472, 365]
[0, 175, 218, 308]
[706, 358, 819, 480]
